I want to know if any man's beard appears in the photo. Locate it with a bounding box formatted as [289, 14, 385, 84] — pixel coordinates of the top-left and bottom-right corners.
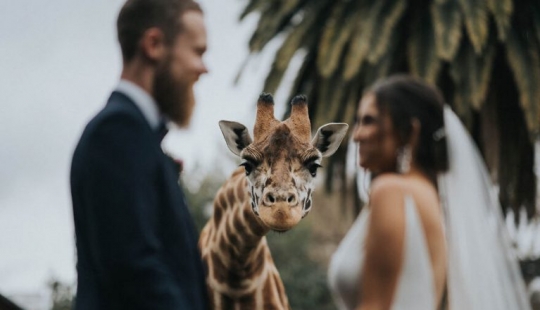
[153, 60, 196, 128]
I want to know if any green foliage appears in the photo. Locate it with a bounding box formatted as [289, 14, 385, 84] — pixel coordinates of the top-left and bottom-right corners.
[181, 169, 226, 232]
[267, 222, 337, 310]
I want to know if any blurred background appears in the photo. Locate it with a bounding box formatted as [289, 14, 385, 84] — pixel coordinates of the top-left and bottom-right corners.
[1, 0, 540, 309]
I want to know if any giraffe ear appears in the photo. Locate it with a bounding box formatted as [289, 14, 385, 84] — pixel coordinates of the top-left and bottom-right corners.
[311, 123, 349, 157]
[219, 120, 253, 156]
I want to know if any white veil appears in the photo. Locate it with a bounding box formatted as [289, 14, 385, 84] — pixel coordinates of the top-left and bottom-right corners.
[439, 106, 530, 309]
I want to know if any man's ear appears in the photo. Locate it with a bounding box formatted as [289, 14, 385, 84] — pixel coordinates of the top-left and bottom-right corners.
[140, 27, 166, 62]
[219, 121, 253, 156]
[311, 123, 349, 157]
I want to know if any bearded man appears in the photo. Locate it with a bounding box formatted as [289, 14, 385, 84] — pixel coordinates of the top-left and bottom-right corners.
[70, 0, 208, 309]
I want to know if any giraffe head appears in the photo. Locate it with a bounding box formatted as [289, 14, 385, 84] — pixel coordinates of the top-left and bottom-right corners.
[219, 93, 348, 232]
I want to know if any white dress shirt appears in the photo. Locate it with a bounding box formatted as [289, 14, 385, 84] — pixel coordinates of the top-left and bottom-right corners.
[115, 79, 161, 130]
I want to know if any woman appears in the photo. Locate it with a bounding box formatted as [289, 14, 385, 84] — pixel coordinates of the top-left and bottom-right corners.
[328, 75, 530, 309]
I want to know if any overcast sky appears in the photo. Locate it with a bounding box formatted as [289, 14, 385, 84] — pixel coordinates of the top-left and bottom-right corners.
[0, 0, 301, 297]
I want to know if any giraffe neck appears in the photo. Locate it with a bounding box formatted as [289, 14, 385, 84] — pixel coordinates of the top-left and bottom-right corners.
[199, 168, 289, 309]
[217, 168, 268, 248]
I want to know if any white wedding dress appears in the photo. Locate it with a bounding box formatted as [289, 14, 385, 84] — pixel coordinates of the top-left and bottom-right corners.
[328, 196, 437, 310]
[328, 106, 530, 310]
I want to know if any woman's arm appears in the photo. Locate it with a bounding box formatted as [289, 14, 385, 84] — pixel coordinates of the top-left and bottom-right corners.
[357, 176, 406, 310]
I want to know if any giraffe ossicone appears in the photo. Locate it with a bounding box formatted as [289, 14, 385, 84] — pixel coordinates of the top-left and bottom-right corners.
[199, 93, 348, 309]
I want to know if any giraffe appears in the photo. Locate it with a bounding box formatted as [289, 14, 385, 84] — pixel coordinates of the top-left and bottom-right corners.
[199, 93, 348, 309]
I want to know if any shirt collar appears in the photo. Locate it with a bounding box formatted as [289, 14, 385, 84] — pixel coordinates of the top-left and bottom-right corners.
[114, 79, 161, 130]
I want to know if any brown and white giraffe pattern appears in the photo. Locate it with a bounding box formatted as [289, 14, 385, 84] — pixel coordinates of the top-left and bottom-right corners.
[199, 169, 291, 309]
[199, 94, 348, 310]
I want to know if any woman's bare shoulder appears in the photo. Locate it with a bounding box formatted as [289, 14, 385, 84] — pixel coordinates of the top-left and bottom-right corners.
[369, 174, 408, 205]
[371, 174, 438, 206]
[368, 174, 440, 226]
[368, 174, 408, 233]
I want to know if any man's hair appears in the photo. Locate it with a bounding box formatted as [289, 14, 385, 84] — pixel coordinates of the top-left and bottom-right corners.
[117, 0, 202, 61]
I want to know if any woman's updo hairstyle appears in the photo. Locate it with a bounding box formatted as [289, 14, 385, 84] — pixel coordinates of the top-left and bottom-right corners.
[369, 74, 449, 177]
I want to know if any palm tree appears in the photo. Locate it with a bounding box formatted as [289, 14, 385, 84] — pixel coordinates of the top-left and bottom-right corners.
[240, 0, 540, 218]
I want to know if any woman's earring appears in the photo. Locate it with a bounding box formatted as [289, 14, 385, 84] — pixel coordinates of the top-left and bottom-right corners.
[397, 145, 412, 174]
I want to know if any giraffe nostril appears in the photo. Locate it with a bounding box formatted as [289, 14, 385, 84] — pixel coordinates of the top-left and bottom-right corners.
[268, 194, 275, 204]
[287, 194, 296, 205]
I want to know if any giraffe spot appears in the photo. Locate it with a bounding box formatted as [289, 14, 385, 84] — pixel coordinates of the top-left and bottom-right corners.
[236, 178, 247, 199]
[209, 291, 216, 309]
[262, 274, 279, 310]
[226, 190, 236, 208]
[245, 252, 266, 277]
[202, 255, 210, 274]
[213, 205, 223, 225]
[238, 293, 257, 309]
[246, 210, 267, 236]
[220, 293, 236, 310]
[218, 194, 228, 210]
[242, 206, 265, 236]
[218, 235, 229, 254]
[227, 226, 241, 250]
[273, 273, 288, 308]
[210, 252, 228, 283]
[228, 272, 245, 290]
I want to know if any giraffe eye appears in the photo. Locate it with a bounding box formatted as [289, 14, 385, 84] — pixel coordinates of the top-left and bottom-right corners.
[240, 160, 257, 176]
[305, 161, 322, 177]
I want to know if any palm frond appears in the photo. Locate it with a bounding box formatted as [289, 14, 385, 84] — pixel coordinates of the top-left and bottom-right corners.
[342, 1, 384, 81]
[248, 0, 306, 52]
[341, 80, 362, 126]
[366, 0, 407, 64]
[458, 0, 489, 53]
[314, 72, 346, 128]
[449, 42, 472, 125]
[408, 5, 441, 84]
[505, 27, 540, 135]
[486, 0, 513, 41]
[263, 3, 324, 94]
[239, 0, 269, 21]
[474, 43, 496, 109]
[317, 0, 360, 78]
[364, 23, 403, 87]
[284, 52, 317, 118]
[450, 35, 496, 121]
[431, 0, 463, 61]
[533, 2, 540, 45]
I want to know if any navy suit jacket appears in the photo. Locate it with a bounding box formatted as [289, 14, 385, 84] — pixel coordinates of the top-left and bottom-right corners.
[70, 92, 208, 310]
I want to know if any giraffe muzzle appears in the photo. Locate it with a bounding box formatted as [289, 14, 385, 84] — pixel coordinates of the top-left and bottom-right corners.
[257, 200, 303, 232]
[262, 191, 298, 207]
